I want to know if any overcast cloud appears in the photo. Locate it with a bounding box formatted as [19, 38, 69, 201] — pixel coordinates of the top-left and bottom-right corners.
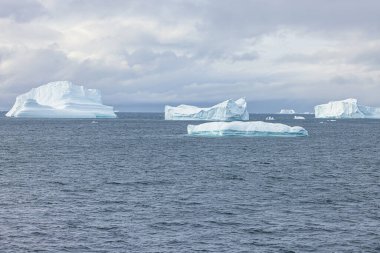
[1, 0, 380, 112]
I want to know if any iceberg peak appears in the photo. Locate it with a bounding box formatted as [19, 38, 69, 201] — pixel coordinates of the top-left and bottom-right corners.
[314, 98, 380, 119]
[6, 81, 116, 118]
[165, 98, 249, 121]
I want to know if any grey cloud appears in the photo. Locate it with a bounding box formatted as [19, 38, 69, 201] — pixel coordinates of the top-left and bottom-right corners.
[0, 0, 46, 22]
[231, 52, 259, 61]
[57, 0, 375, 36]
[330, 75, 366, 86]
[0, 48, 75, 98]
[278, 53, 324, 64]
[199, 0, 380, 36]
[277, 51, 344, 65]
[350, 48, 380, 68]
[125, 49, 191, 73]
[47, 0, 198, 18]
[43, 0, 380, 39]
[0, 46, 202, 106]
[1, 47, 125, 92]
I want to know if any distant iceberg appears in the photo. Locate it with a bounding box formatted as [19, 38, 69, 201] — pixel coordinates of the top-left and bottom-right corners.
[6, 81, 117, 118]
[279, 109, 296, 114]
[314, 98, 380, 119]
[187, 121, 308, 137]
[165, 98, 249, 121]
[265, 116, 275, 121]
[294, 116, 305, 120]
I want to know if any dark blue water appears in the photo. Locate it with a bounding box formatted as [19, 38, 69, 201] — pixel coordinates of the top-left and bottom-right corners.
[0, 113, 379, 252]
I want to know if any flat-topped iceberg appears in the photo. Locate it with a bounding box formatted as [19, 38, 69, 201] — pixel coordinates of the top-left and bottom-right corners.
[165, 98, 249, 121]
[294, 116, 305, 120]
[279, 109, 296, 114]
[314, 98, 380, 119]
[6, 81, 116, 118]
[187, 121, 308, 137]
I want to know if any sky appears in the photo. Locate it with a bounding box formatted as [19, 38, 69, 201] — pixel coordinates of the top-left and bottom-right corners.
[1, 0, 380, 112]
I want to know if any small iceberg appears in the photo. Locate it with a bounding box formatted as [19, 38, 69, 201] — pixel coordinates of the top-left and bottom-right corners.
[265, 116, 275, 121]
[187, 121, 308, 137]
[6, 81, 117, 118]
[279, 109, 296, 114]
[165, 98, 249, 121]
[294, 116, 305, 120]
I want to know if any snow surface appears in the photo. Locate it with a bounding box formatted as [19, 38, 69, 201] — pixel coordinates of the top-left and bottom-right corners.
[6, 81, 116, 118]
[165, 98, 249, 121]
[279, 109, 296, 114]
[314, 98, 380, 119]
[187, 121, 308, 137]
[294, 116, 305, 120]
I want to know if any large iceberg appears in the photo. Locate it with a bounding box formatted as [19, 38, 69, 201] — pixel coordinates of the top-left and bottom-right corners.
[6, 81, 117, 118]
[165, 98, 249, 121]
[279, 109, 296, 114]
[314, 98, 380, 119]
[187, 121, 308, 137]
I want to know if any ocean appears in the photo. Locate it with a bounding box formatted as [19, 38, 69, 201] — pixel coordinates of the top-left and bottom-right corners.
[0, 113, 379, 252]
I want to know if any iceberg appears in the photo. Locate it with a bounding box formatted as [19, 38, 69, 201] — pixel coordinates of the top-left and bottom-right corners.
[294, 116, 305, 120]
[165, 98, 249, 121]
[187, 121, 308, 137]
[265, 116, 275, 121]
[279, 109, 296, 114]
[314, 98, 380, 119]
[6, 81, 116, 118]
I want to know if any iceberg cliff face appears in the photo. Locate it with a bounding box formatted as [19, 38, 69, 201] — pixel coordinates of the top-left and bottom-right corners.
[6, 81, 117, 118]
[314, 98, 380, 119]
[187, 121, 308, 137]
[165, 98, 249, 121]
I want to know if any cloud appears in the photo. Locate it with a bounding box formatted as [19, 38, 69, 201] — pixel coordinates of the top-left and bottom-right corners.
[350, 46, 380, 69]
[0, 0, 46, 22]
[1, 0, 380, 112]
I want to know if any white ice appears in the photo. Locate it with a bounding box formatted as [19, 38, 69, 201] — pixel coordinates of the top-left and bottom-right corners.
[187, 121, 308, 137]
[294, 116, 305, 120]
[279, 109, 296, 114]
[6, 81, 117, 118]
[314, 98, 380, 119]
[165, 98, 249, 121]
[265, 116, 275, 121]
